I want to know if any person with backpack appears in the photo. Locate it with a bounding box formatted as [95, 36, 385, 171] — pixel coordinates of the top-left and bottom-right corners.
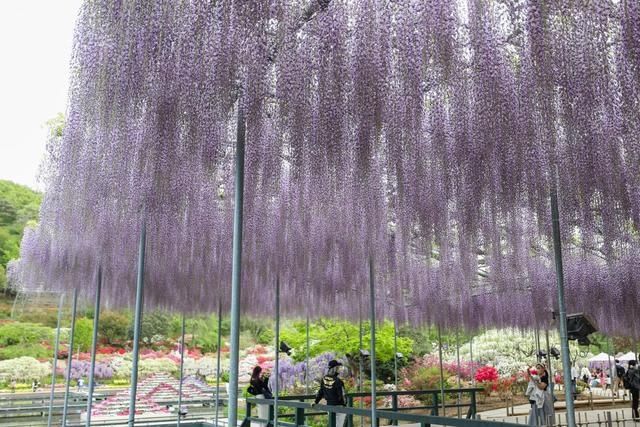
[247, 366, 272, 427]
[312, 360, 347, 427]
[613, 359, 625, 396]
[623, 360, 640, 420]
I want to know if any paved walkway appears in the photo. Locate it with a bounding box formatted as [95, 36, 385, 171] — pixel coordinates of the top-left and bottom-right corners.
[477, 388, 637, 426]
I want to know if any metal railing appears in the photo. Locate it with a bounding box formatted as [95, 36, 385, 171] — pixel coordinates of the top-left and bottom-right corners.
[243, 388, 522, 427]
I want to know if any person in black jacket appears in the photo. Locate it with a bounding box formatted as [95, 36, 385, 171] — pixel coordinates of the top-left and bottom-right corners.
[248, 366, 272, 426]
[624, 360, 640, 420]
[313, 360, 347, 427]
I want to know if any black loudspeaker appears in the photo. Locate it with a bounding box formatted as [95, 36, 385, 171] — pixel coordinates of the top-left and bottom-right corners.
[279, 341, 292, 355]
[566, 313, 597, 341]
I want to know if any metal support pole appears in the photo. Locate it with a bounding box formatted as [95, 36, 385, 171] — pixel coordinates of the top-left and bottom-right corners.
[437, 325, 446, 416]
[456, 330, 462, 418]
[470, 336, 475, 387]
[228, 98, 246, 427]
[86, 267, 103, 426]
[48, 293, 65, 427]
[358, 303, 364, 427]
[545, 330, 554, 398]
[358, 310, 363, 393]
[550, 168, 576, 427]
[274, 276, 281, 427]
[177, 314, 186, 427]
[393, 320, 398, 389]
[62, 288, 78, 426]
[608, 339, 615, 403]
[128, 221, 147, 427]
[215, 301, 222, 426]
[305, 313, 310, 395]
[368, 257, 377, 426]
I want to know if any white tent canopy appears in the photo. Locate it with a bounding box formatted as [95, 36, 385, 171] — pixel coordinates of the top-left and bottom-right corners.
[588, 352, 614, 369]
[618, 351, 637, 363]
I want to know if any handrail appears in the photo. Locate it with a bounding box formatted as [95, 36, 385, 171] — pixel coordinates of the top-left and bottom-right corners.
[245, 398, 523, 427]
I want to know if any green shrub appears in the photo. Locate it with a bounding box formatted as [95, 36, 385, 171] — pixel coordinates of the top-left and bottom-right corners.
[19, 311, 59, 327]
[257, 328, 274, 345]
[0, 343, 51, 360]
[98, 311, 131, 344]
[403, 366, 453, 402]
[0, 322, 52, 346]
[72, 318, 93, 352]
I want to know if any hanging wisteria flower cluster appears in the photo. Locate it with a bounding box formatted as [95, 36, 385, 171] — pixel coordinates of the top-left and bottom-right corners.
[18, 0, 640, 337]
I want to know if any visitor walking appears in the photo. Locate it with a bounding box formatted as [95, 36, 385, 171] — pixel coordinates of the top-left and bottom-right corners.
[535, 363, 555, 425]
[312, 360, 347, 427]
[623, 360, 640, 420]
[613, 359, 625, 395]
[580, 365, 591, 384]
[571, 363, 579, 400]
[525, 367, 545, 425]
[247, 365, 272, 427]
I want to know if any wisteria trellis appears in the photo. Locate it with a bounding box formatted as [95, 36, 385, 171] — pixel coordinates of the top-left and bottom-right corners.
[18, 0, 640, 337]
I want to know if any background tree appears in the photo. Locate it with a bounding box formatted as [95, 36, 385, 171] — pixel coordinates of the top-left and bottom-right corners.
[0, 180, 41, 293]
[135, 311, 171, 344]
[98, 311, 131, 345]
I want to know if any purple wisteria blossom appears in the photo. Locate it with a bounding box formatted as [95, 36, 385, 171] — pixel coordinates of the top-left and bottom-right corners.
[16, 1, 640, 337]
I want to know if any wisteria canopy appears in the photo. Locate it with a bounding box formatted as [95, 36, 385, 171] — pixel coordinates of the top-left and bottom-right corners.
[18, 0, 640, 337]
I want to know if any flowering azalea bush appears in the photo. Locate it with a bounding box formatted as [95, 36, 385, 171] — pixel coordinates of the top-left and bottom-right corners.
[474, 365, 499, 383]
[97, 346, 122, 355]
[0, 357, 51, 382]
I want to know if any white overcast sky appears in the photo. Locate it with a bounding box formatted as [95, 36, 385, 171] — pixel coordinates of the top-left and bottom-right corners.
[0, 1, 83, 190]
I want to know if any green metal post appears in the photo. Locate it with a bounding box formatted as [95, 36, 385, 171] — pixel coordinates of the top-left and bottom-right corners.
[86, 267, 102, 426]
[391, 394, 398, 426]
[456, 330, 461, 418]
[228, 99, 246, 427]
[368, 257, 377, 426]
[215, 301, 222, 426]
[469, 390, 477, 419]
[128, 221, 147, 427]
[437, 325, 445, 416]
[329, 411, 337, 427]
[470, 336, 475, 387]
[393, 320, 398, 389]
[550, 167, 576, 427]
[358, 300, 364, 427]
[274, 275, 280, 427]
[432, 392, 439, 416]
[545, 330, 554, 399]
[61, 288, 78, 426]
[47, 293, 65, 427]
[177, 314, 186, 427]
[305, 313, 310, 395]
[295, 406, 305, 425]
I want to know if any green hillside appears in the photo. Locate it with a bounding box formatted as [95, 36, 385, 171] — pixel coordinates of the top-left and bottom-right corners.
[0, 180, 41, 290]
